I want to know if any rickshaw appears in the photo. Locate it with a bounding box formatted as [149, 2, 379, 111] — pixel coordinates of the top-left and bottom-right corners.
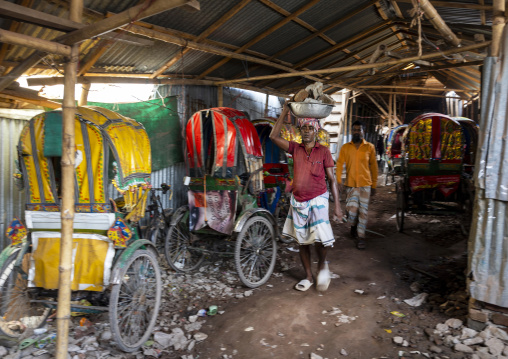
[395, 113, 472, 232]
[165, 107, 277, 288]
[384, 124, 408, 185]
[0, 107, 161, 352]
[252, 118, 290, 237]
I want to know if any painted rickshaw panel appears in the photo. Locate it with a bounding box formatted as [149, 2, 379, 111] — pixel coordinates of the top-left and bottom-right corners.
[402, 113, 465, 194]
[453, 117, 479, 169]
[185, 108, 264, 235]
[14, 107, 152, 292]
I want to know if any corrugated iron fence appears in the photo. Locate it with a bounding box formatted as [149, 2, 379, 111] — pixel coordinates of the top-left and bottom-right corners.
[0, 117, 26, 249]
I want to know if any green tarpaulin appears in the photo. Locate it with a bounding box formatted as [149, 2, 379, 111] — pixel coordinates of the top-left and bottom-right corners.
[88, 97, 183, 171]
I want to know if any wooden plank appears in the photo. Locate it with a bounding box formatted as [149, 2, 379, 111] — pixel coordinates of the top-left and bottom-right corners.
[59, 0, 200, 45]
[151, 0, 251, 78]
[371, 90, 463, 98]
[77, 39, 108, 76]
[216, 42, 490, 85]
[396, 0, 492, 11]
[0, 89, 61, 108]
[0, 28, 72, 56]
[196, 0, 321, 79]
[357, 85, 477, 92]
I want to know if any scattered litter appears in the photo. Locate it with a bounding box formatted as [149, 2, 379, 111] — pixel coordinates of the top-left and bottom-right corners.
[32, 349, 48, 356]
[391, 311, 406, 317]
[368, 282, 376, 286]
[244, 327, 254, 331]
[377, 296, 386, 300]
[429, 219, 441, 223]
[321, 322, 327, 325]
[354, 289, 364, 295]
[412, 230, 422, 234]
[404, 292, 428, 307]
[330, 273, 340, 279]
[34, 328, 47, 335]
[287, 247, 299, 252]
[260, 338, 277, 348]
[267, 284, 273, 288]
[277, 332, 285, 337]
[384, 329, 392, 333]
[390, 214, 396, 219]
[340, 348, 348, 356]
[197, 309, 207, 317]
[301, 343, 310, 346]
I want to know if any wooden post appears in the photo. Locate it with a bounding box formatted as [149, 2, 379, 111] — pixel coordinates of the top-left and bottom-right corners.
[78, 82, 90, 106]
[56, 0, 80, 357]
[388, 91, 393, 129]
[264, 92, 269, 117]
[491, 0, 506, 57]
[414, 0, 462, 46]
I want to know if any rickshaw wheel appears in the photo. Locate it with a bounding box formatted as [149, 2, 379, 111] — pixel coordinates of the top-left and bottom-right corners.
[146, 225, 167, 253]
[235, 216, 276, 288]
[459, 187, 474, 236]
[395, 182, 406, 232]
[165, 213, 205, 272]
[109, 249, 162, 352]
[0, 252, 51, 339]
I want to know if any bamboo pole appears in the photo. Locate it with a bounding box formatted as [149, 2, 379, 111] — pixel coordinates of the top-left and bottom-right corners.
[371, 90, 463, 99]
[0, 29, 72, 56]
[357, 85, 477, 92]
[59, 0, 199, 45]
[415, 0, 462, 46]
[56, 0, 80, 356]
[388, 90, 393, 129]
[214, 42, 491, 85]
[491, 0, 506, 57]
[78, 82, 90, 106]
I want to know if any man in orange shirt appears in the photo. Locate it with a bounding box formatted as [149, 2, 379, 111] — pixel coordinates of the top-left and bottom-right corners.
[336, 120, 378, 249]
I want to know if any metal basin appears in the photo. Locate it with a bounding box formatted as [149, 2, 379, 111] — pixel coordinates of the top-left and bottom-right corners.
[288, 102, 334, 119]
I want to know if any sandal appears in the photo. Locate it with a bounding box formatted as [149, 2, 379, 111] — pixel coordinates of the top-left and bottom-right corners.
[295, 279, 313, 291]
[316, 268, 331, 292]
[356, 239, 366, 250]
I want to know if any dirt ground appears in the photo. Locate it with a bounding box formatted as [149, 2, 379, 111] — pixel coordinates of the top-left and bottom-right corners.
[171, 175, 469, 359]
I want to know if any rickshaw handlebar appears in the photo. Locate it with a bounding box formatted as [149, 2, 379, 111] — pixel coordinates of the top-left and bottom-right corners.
[153, 183, 171, 194]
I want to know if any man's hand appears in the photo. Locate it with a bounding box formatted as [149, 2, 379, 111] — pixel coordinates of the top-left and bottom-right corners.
[371, 188, 376, 196]
[332, 206, 343, 223]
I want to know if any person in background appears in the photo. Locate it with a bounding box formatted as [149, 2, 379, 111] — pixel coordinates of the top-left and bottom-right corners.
[336, 120, 378, 250]
[269, 102, 342, 292]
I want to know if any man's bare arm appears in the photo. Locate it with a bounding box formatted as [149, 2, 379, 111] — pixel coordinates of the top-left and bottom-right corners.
[269, 101, 290, 152]
[326, 167, 343, 222]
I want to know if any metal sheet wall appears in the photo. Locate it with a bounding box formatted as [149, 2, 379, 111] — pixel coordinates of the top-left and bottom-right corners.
[468, 51, 508, 306]
[0, 117, 27, 250]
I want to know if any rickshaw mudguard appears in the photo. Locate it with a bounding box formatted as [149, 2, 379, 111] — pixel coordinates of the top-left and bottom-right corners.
[0, 242, 24, 270]
[234, 208, 276, 233]
[170, 205, 189, 226]
[110, 239, 157, 285]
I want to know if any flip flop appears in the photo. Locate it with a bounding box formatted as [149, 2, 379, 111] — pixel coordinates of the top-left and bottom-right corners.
[295, 279, 313, 291]
[316, 268, 331, 292]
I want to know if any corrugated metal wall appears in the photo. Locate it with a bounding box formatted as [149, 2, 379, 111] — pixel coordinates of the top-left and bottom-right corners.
[0, 117, 27, 249]
[468, 53, 508, 306]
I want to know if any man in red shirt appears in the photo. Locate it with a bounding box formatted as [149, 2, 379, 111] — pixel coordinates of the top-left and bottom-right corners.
[270, 102, 342, 292]
[336, 120, 378, 249]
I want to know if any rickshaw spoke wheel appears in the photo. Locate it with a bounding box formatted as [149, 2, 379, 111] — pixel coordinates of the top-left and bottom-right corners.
[109, 250, 161, 352]
[0, 252, 51, 339]
[235, 216, 276, 288]
[165, 214, 204, 272]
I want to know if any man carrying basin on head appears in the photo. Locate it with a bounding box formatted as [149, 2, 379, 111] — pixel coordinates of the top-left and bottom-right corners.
[269, 101, 342, 292]
[336, 120, 378, 250]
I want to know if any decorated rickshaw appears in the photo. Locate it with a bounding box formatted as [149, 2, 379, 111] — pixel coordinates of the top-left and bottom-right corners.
[395, 113, 473, 233]
[165, 107, 277, 288]
[0, 107, 161, 352]
[384, 124, 408, 185]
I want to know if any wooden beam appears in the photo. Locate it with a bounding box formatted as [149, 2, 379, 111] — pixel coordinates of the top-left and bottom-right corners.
[390, 0, 404, 18]
[0, 89, 61, 108]
[415, 0, 462, 46]
[196, 0, 321, 79]
[0, 28, 72, 56]
[151, 0, 251, 78]
[357, 85, 477, 92]
[26, 76, 289, 98]
[375, 1, 408, 46]
[396, 0, 493, 11]
[123, 24, 337, 86]
[258, 0, 336, 45]
[77, 39, 109, 76]
[215, 42, 490, 84]
[371, 90, 463, 99]
[0, 0, 82, 32]
[266, 1, 377, 61]
[491, 0, 506, 57]
[294, 21, 393, 69]
[59, 0, 200, 45]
